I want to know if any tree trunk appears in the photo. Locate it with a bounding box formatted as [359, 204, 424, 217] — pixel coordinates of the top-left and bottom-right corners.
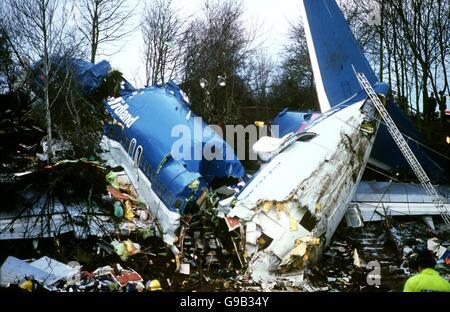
[421, 67, 428, 117]
[413, 57, 420, 116]
[42, 0, 52, 164]
[378, 2, 384, 82]
[391, 15, 401, 97]
[90, 4, 99, 63]
[44, 81, 53, 164]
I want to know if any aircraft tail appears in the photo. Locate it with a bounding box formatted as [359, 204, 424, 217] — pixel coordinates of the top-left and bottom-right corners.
[300, 0, 378, 112]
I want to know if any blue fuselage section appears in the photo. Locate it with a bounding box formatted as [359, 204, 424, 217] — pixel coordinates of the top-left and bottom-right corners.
[104, 82, 244, 213]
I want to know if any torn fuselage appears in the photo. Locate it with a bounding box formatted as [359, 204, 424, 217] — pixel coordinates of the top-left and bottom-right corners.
[223, 92, 383, 280]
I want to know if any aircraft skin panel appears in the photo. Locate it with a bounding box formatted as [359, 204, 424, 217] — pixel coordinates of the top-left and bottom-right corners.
[301, 0, 378, 111]
[271, 109, 320, 137]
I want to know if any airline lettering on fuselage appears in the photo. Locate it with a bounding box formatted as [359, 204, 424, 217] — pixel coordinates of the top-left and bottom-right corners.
[108, 100, 139, 128]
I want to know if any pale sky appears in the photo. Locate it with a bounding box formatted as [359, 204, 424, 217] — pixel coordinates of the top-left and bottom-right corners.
[106, 0, 302, 88]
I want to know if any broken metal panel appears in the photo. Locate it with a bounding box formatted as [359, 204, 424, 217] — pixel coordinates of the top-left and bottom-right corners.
[353, 181, 450, 204]
[32, 58, 114, 95]
[70, 59, 113, 94]
[100, 138, 180, 246]
[0, 256, 80, 287]
[0, 257, 54, 287]
[28, 256, 80, 284]
[267, 226, 310, 260]
[355, 202, 450, 222]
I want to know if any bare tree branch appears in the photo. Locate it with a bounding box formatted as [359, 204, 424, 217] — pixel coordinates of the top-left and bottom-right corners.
[75, 0, 138, 63]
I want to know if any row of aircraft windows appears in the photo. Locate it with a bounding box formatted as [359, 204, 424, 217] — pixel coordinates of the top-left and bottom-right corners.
[120, 134, 184, 211]
[122, 136, 163, 191]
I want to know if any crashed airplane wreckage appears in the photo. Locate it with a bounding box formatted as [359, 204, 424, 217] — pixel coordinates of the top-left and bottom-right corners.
[99, 0, 449, 288]
[2, 0, 447, 292]
[101, 81, 386, 283]
[220, 92, 388, 282]
[226, 0, 449, 284]
[101, 81, 245, 249]
[99, 0, 397, 285]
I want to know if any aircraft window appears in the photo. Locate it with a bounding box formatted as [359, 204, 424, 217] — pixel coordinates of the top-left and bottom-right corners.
[128, 138, 137, 157]
[134, 145, 143, 167]
[296, 132, 317, 142]
[274, 132, 317, 156]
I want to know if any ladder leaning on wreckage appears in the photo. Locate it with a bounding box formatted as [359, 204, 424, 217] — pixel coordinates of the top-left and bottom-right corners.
[356, 72, 450, 225]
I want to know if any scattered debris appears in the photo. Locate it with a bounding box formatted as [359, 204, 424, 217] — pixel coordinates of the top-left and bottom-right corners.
[113, 267, 143, 287]
[0, 256, 80, 288]
[1, 146, 448, 293]
[111, 239, 141, 261]
[353, 249, 362, 267]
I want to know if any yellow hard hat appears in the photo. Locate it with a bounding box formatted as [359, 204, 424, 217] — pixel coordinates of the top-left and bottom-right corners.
[254, 121, 265, 128]
[146, 279, 162, 291]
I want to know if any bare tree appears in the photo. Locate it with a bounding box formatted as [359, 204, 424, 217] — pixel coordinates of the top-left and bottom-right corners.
[142, 0, 185, 86]
[270, 20, 318, 111]
[181, 0, 255, 123]
[331, 0, 449, 119]
[0, 25, 20, 93]
[432, 0, 450, 95]
[76, 0, 137, 63]
[246, 51, 274, 106]
[4, 0, 79, 163]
